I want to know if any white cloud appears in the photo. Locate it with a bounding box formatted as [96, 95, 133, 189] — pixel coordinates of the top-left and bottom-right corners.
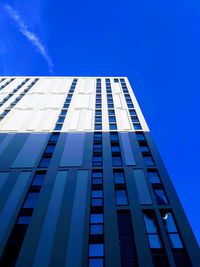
[3, 4, 54, 73]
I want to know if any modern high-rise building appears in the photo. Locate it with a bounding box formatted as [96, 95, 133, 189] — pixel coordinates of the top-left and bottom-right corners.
[0, 76, 199, 267]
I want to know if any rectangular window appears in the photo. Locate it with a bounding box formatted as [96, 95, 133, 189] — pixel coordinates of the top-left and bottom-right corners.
[23, 192, 40, 209]
[143, 211, 163, 249]
[32, 171, 46, 187]
[133, 123, 142, 130]
[95, 124, 102, 130]
[44, 145, 55, 154]
[161, 211, 183, 249]
[39, 155, 51, 168]
[113, 169, 125, 184]
[147, 169, 160, 184]
[117, 211, 138, 266]
[115, 190, 128, 205]
[154, 189, 168, 205]
[109, 124, 117, 130]
[143, 155, 154, 166]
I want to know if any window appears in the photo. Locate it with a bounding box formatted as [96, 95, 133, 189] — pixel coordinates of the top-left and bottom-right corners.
[90, 213, 104, 236]
[17, 216, 32, 225]
[108, 110, 115, 115]
[23, 192, 39, 209]
[91, 190, 103, 207]
[117, 211, 138, 266]
[92, 171, 103, 185]
[63, 103, 69, 108]
[112, 155, 122, 166]
[96, 104, 101, 109]
[60, 110, 67, 115]
[143, 212, 163, 249]
[140, 144, 149, 152]
[95, 124, 102, 130]
[32, 172, 46, 186]
[109, 124, 117, 130]
[95, 110, 102, 116]
[93, 156, 102, 167]
[133, 123, 142, 130]
[127, 103, 134, 109]
[49, 133, 59, 142]
[143, 155, 154, 166]
[57, 116, 65, 123]
[131, 116, 139, 123]
[154, 189, 168, 205]
[147, 169, 160, 184]
[115, 190, 128, 205]
[39, 156, 51, 168]
[95, 116, 102, 123]
[89, 244, 104, 257]
[113, 170, 125, 184]
[93, 144, 102, 153]
[161, 211, 183, 249]
[45, 145, 55, 154]
[109, 116, 116, 123]
[111, 145, 120, 153]
[94, 133, 102, 142]
[55, 124, 62, 131]
[108, 104, 114, 109]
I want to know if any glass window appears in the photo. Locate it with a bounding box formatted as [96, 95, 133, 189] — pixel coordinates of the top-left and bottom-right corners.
[55, 124, 62, 131]
[127, 103, 134, 109]
[162, 213, 177, 232]
[90, 214, 103, 224]
[95, 110, 102, 116]
[93, 144, 102, 153]
[139, 144, 149, 152]
[95, 124, 102, 130]
[49, 133, 59, 142]
[147, 169, 160, 184]
[95, 104, 101, 109]
[94, 133, 102, 141]
[39, 156, 51, 168]
[17, 216, 32, 225]
[111, 145, 120, 153]
[58, 116, 65, 123]
[108, 110, 115, 115]
[95, 117, 102, 123]
[89, 258, 104, 267]
[144, 213, 158, 234]
[131, 116, 139, 123]
[92, 171, 103, 178]
[108, 104, 114, 108]
[60, 110, 67, 115]
[96, 99, 101, 104]
[113, 170, 125, 184]
[63, 103, 69, 108]
[143, 156, 154, 166]
[91, 199, 103, 207]
[92, 191, 103, 198]
[109, 117, 116, 123]
[23, 192, 39, 209]
[92, 178, 102, 185]
[112, 156, 122, 166]
[116, 190, 128, 205]
[93, 156, 102, 167]
[110, 124, 117, 130]
[169, 233, 183, 248]
[133, 123, 142, 130]
[89, 244, 104, 257]
[129, 110, 137, 116]
[154, 189, 168, 205]
[148, 234, 163, 248]
[32, 172, 46, 186]
[110, 133, 118, 141]
[90, 224, 103, 235]
[45, 145, 55, 154]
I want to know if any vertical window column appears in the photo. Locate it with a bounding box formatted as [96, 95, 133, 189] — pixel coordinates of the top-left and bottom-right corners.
[105, 78, 117, 130]
[94, 79, 102, 130]
[120, 79, 142, 130]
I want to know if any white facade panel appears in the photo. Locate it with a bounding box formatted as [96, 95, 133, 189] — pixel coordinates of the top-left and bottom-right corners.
[76, 95, 90, 108]
[2, 110, 31, 131]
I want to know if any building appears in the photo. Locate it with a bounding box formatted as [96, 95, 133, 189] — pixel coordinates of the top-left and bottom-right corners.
[0, 76, 199, 267]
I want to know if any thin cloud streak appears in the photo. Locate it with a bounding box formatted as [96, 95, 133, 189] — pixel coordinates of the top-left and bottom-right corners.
[3, 4, 54, 73]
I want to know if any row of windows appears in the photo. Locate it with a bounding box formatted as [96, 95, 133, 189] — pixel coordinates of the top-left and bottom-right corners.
[0, 170, 46, 266]
[106, 79, 118, 131]
[0, 77, 6, 85]
[0, 78, 30, 107]
[0, 79, 38, 121]
[0, 78, 15, 92]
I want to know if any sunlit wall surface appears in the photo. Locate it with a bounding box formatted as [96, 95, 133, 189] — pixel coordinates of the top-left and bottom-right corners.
[0, 77, 199, 267]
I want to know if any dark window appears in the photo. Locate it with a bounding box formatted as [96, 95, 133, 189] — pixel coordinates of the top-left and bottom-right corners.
[140, 144, 149, 152]
[109, 117, 116, 123]
[108, 104, 114, 108]
[95, 116, 102, 123]
[108, 110, 115, 115]
[55, 124, 62, 131]
[117, 211, 138, 266]
[60, 110, 67, 115]
[89, 244, 104, 257]
[93, 144, 102, 153]
[49, 133, 59, 142]
[93, 156, 102, 167]
[110, 132, 118, 142]
[58, 116, 65, 123]
[95, 124, 102, 130]
[111, 145, 120, 153]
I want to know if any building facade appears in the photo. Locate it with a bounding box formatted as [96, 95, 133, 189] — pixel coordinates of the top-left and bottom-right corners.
[0, 76, 199, 267]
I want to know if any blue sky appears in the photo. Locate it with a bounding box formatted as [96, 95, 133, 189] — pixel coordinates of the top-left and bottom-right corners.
[0, 0, 200, 244]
